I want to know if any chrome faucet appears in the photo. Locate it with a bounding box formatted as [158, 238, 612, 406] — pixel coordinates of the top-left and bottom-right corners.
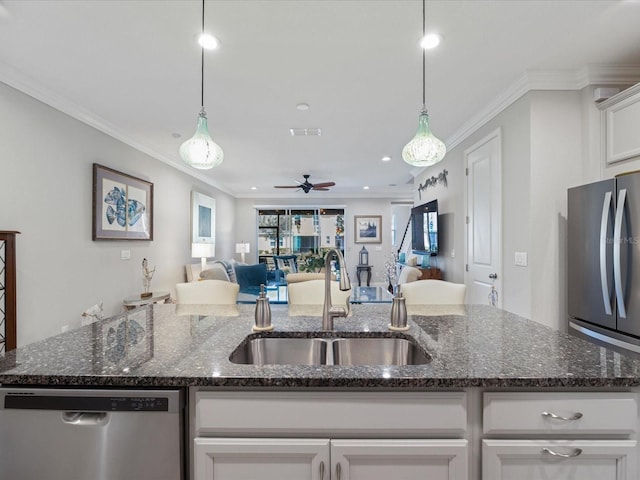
[322, 248, 352, 330]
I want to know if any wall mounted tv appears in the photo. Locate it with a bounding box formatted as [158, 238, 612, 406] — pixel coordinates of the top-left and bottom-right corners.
[411, 200, 439, 256]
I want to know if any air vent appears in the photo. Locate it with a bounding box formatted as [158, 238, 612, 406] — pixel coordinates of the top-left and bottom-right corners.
[289, 128, 322, 137]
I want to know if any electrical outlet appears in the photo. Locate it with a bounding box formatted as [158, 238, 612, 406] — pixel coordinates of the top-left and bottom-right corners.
[515, 251, 528, 266]
[450, 249, 455, 258]
[121, 250, 131, 260]
[375, 246, 382, 251]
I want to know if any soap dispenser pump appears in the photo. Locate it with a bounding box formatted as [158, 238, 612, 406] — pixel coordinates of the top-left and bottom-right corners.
[253, 284, 273, 332]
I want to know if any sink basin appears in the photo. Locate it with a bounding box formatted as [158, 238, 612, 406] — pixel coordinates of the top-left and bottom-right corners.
[229, 337, 327, 365]
[229, 334, 430, 366]
[331, 337, 430, 366]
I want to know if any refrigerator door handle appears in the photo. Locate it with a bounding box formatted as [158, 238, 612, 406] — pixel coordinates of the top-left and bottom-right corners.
[614, 188, 627, 318]
[600, 191, 613, 315]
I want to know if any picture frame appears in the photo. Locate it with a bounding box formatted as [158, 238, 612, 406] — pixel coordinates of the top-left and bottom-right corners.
[191, 191, 215, 244]
[354, 215, 382, 243]
[92, 163, 153, 240]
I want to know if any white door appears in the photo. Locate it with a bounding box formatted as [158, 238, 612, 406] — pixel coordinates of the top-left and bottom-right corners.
[331, 439, 468, 480]
[194, 437, 330, 480]
[465, 129, 502, 306]
[483, 440, 637, 480]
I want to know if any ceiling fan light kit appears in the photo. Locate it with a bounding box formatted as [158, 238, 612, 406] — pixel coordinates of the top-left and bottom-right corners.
[180, 0, 224, 170]
[402, 0, 446, 168]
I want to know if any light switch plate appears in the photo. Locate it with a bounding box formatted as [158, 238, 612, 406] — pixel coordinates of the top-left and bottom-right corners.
[121, 250, 131, 260]
[514, 251, 528, 266]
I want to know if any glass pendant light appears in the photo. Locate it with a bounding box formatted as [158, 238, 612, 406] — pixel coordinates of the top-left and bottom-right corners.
[180, 0, 223, 170]
[402, 0, 446, 167]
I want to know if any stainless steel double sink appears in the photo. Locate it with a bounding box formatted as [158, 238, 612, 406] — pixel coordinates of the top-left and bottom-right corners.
[229, 334, 430, 366]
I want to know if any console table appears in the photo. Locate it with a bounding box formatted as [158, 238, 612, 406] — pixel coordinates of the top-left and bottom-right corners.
[417, 267, 443, 280]
[356, 264, 372, 286]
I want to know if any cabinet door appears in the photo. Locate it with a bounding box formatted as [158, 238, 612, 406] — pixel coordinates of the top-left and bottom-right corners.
[194, 438, 330, 480]
[331, 439, 468, 480]
[483, 440, 637, 480]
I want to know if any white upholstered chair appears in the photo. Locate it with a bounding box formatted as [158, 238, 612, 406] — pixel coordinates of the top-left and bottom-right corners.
[397, 265, 422, 284]
[287, 279, 351, 316]
[285, 272, 325, 284]
[175, 279, 239, 305]
[400, 279, 466, 305]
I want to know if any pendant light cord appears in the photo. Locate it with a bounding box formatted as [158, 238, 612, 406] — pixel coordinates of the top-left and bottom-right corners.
[200, 0, 205, 109]
[422, 0, 426, 112]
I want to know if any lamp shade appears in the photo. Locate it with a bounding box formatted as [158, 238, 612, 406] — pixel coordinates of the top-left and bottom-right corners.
[402, 111, 446, 167]
[235, 243, 250, 254]
[180, 110, 224, 170]
[192, 242, 215, 259]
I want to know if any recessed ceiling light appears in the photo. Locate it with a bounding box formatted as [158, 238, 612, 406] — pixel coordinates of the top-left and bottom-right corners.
[381, 156, 391, 162]
[363, 186, 370, 190]
[198, 33, 220, 50]
[421, 33, 441, 50]
[296, 103, 310, 111]
[251, 186, 257, 190]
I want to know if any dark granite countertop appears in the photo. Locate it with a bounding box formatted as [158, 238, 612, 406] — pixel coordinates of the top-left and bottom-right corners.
[1, 303, 640, 388]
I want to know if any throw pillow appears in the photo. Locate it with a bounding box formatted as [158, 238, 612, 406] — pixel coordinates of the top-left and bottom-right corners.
[398, 266, 422, 284]
[235, 263, 268, 291]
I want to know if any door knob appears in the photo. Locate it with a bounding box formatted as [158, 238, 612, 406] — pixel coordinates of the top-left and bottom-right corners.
[489, 273, 498, 279]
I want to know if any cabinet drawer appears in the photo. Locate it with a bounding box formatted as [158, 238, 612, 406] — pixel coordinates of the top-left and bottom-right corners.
[483, 440, 638, 480]
[195, 391, 467, 437]
[483, 392, 637, 435]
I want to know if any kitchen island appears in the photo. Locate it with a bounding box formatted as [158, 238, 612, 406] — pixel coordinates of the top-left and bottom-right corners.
[1, 303, 639, 480]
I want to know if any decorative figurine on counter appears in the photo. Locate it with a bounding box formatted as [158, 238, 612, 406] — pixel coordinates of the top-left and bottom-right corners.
[141, 258, 156, 298]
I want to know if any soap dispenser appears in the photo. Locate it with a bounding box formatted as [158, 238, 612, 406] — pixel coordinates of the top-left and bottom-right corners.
[253, 284, 273, 332]
[389, 289, 409, 331]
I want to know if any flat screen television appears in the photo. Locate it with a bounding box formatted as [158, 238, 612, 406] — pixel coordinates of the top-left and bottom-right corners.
[411, 200, 439, 256]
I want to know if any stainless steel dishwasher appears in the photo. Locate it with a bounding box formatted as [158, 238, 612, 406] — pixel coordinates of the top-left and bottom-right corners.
[0, 387, 184, 480]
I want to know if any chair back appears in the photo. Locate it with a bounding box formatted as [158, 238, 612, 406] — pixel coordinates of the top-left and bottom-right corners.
[175, 279, 239, 305]
[400, 279, 466, 305]
[286, 272, 325, 284]
[287, 279, 351, 306]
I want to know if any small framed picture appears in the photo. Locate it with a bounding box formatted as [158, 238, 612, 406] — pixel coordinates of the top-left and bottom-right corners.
[354, 215, 382, 243]
[191, 191, 215, 244]
[92, 164, 153, 240]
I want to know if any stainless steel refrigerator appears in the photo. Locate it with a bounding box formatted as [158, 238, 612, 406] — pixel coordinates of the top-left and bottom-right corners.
[568, 173, 640, 353]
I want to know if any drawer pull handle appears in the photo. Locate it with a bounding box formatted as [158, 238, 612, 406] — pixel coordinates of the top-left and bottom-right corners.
[542, 447, 583, 458]
[319, 461, 325, 480]
[541, 411, 583, 421]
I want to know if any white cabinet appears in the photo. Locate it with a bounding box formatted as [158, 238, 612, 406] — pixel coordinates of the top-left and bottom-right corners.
[192, 391, 469, 480]
[482, 392, 638, 480]
[599, 83, 640, 164]
[483, 440, 637, 480]
[194, 438, 329, 480]
[194, 438, 468, 480]
[332, 439, 467, 480]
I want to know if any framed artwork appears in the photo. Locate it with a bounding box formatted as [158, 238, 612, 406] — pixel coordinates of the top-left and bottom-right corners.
[92, 164, 153, 240]
[191, 191, 215, 244]
[354, 215, 382, 243]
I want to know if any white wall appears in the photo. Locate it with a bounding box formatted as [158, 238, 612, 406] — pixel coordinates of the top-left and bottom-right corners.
[0, 82, 236, 346]
[234, 196, 411, 286]
[414, 95, 532, 318]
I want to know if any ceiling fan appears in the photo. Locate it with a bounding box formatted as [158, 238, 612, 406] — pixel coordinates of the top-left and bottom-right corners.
[274, 174, 335, 194]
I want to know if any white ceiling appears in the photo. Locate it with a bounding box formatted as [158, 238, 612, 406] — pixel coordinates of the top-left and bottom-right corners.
[1, 0, 640, 199]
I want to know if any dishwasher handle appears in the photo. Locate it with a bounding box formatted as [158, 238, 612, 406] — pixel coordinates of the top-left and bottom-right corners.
[61, 411, 109, 426]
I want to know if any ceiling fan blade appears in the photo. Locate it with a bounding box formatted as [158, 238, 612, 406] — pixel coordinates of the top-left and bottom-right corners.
[274, 185, 301, 188]
[312, 182, 335, 188]
[312, 187, 330, 191]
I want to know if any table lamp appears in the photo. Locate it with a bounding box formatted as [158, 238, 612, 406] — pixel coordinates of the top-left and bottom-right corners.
[192, 243, 215, 272]
[235, 242, 250, 263]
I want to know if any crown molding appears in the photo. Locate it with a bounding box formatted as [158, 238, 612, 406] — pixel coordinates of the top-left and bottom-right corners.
[0, 61, 235, 196]
[442, 64, 640, 156]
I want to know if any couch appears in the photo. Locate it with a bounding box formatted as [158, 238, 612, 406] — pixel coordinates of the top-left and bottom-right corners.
[186, 260, 268, 292]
